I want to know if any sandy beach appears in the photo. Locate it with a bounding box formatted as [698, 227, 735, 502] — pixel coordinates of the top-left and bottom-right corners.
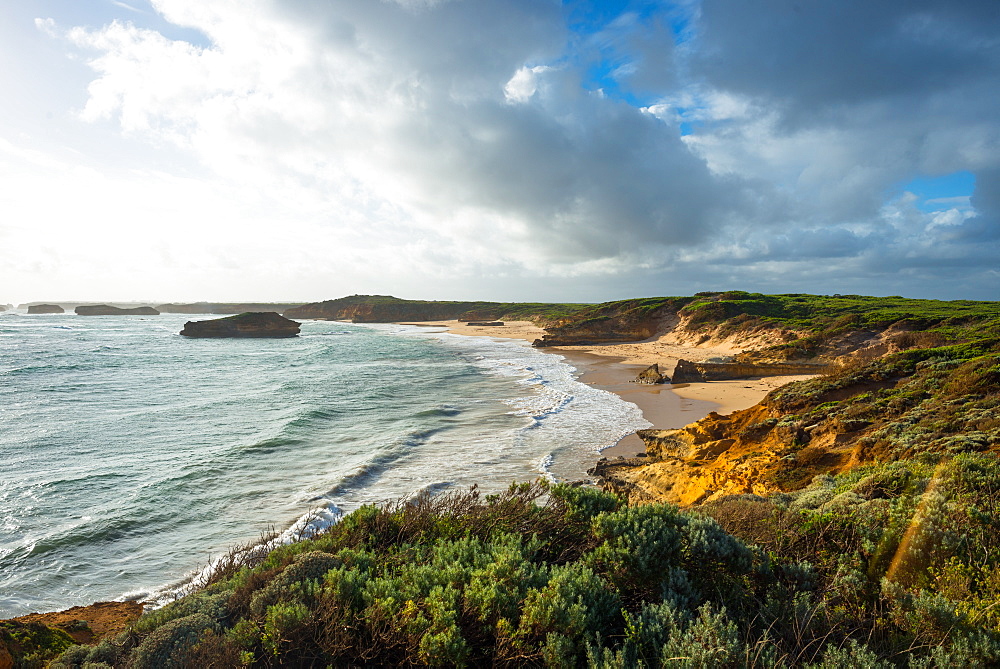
[416, 320, 816, 460]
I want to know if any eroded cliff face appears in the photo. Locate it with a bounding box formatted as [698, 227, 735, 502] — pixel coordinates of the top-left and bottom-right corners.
[591, 403, 819, 506]
[591, 342, 1000, 505]
[532, 304, 806, 357]
[532, 302, 687, 347]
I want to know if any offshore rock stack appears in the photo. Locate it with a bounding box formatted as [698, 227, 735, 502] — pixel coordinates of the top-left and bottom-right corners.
[180, 312, 301, 338]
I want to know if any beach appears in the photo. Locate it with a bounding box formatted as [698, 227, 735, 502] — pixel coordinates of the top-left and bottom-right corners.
[418, 320, 817, 460]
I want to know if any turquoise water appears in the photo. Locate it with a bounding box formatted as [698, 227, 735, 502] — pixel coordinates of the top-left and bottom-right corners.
[0, 313, 647, 616]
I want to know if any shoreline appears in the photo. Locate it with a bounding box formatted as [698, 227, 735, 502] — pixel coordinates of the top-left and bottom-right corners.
[415, 320, 815, 463]
[2, 318, 806, 627]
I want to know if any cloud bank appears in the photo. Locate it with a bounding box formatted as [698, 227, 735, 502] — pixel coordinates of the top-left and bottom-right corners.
[5, 0, 999, 300]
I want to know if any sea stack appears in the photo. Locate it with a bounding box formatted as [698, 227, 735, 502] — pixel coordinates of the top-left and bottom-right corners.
[75, 305, 160, 315]
[180, 312, 301, 338]
[27, 304, 65, 314]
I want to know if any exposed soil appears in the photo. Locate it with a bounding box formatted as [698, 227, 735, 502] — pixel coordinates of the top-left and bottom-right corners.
[5, 601, 144, 644]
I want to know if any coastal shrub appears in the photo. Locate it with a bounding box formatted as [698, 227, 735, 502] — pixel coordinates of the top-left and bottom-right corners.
[128, 613, 216, 669]
[55, 457, 1000, 668]
[77, 639, 120, 666]
[0, 621, 75, 668]
[130, 591, 229, 636]
[804, 639, 891, 668]
[587, 503, 684, 595]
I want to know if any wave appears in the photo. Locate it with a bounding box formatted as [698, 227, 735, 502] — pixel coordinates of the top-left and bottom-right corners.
[234, 435, 305, 454]
[127, 501, 346, 610]
[415, 405, 463, 418]
[1, 509, 175, 570]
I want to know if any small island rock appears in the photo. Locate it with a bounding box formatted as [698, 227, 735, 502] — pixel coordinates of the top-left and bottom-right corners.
[180, 312, 301, 338]
[75, 305, 160, 316]
[27, 304, 65, 314]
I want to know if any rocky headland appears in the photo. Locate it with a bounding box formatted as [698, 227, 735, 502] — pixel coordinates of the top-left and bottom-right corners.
[157, 302, 305, 315]
[75, 305, 160, 316]
[180, 312, 301, 338]
[284, 294, 584, 325]
[27, 304, 65, 314]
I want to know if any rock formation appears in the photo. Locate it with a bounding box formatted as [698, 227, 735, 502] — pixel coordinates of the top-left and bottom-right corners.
[670, 359, 830, 382]
[27, 304, 64, 314]
[180, 312, 300, 338]
[633, 363, 668, 384]
[75, 305, 160, 316]
[465, 321, 504, 326]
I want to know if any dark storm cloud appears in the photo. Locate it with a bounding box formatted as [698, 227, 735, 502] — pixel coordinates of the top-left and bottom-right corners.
[695, 0, 1000, 120]
[267, 0, 736, 261]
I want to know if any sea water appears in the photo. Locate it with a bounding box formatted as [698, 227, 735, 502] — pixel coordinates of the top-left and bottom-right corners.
[0, 313, 648, 616]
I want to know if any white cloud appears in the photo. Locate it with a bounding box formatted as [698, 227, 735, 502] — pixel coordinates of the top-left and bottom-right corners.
[503, 65, 551, 104]
[6, 0, 1000, 302]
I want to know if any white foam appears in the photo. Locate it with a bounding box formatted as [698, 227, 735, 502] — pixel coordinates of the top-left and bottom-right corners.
[380, 324, 651, 480]
[129, 501, 345, 609]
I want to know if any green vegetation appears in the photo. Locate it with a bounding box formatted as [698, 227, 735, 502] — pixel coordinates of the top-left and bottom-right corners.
[528, 291, 1000, 355]
[763, 339, 1000, 469]
[0, 621, 75, 668]
[48, 470, 1000, 667]
[674, 292, 1000, 359]
[678, 291, 1000, 333]
[701, 453, 1000, 667]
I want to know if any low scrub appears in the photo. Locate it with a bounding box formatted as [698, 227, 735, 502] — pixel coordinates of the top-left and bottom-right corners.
[49, 471, 1000, 667]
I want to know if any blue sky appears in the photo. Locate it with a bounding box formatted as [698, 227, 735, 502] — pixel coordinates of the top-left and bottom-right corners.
[900, 172, 975, 213]
[1, 0, 997, 303]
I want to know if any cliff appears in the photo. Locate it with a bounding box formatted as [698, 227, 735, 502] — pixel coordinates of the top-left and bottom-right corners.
[180, 312, 301, 338]
[27, 304, 65, 314]
[532, 297, 692, 347]
[75, 305, 160, 316]
[532, 292, 1000, 366]
[591, 338, 1000, 505]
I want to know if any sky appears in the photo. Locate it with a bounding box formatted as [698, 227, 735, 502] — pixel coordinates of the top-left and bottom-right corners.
[2, 0, 999, 304]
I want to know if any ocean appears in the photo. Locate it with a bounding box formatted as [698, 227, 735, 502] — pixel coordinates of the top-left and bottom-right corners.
[0, 313, 648, 617]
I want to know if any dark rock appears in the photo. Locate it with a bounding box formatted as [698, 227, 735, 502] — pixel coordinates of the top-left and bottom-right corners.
[671, 358, 831, 382]
[633, 363, 668, 384]
[466, 321, 504, 326]
[180, 312, 300, 338]
[27, 304, 64, 314]
[75, 305, 160, 316]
